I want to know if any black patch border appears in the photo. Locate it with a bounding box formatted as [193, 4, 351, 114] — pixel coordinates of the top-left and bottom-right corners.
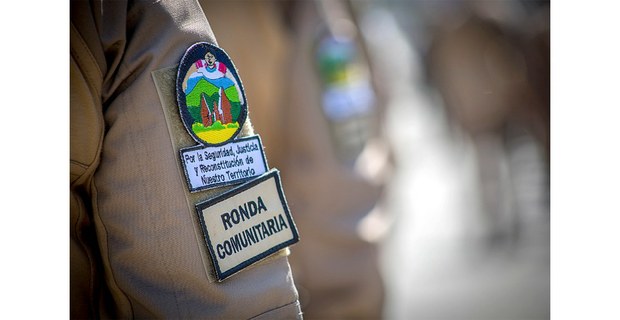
[176, 42, 248, 146]
[179, 135, 269, 193]
[195, 169, 300, 282]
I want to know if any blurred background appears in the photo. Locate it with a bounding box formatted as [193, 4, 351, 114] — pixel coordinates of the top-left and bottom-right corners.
[365, 2, 550, 319]
[203, 0, 549, 319]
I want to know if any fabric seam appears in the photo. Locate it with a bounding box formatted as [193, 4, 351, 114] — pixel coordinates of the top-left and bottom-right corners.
[92, 179, 135, 317]
[249, 299, 301, 319]
[70, 23, 103, 97]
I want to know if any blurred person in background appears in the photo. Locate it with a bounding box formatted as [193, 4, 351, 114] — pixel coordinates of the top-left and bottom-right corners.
[425, 1, 549, 249]
[200, 0, 393, 318]
[362, 0, 550, 318]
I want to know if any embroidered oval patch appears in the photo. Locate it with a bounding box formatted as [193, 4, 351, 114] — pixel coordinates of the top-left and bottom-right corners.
[177, 42, 248, 146]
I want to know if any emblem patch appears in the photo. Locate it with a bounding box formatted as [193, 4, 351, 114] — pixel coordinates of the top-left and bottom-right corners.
[195, 170, 300, 281]
[314, 31, 378, 161]
[177, 42, 247, 146]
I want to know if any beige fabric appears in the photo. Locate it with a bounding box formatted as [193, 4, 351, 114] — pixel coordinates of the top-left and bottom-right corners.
[70, 0, 300, 318]
[201, 1, 389, 318]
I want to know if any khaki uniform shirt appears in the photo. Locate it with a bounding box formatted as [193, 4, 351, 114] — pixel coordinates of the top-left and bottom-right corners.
[70, 1, 301, 318]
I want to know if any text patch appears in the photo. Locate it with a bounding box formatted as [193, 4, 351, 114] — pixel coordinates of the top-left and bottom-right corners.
[196, 170, 299, 281]
[180, 135, 269, 192]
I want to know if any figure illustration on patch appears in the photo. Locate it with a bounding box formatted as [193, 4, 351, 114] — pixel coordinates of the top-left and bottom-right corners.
[177, 42, 248, 145]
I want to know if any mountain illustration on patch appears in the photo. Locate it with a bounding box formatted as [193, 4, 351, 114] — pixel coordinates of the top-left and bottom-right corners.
[185, 77, 242, 140]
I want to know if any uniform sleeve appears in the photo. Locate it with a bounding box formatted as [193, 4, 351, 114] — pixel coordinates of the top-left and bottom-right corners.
[70, 0, 301, 318]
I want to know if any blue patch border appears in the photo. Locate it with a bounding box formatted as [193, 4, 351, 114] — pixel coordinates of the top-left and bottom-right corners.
[195, 169, 300, 281]
[179, 135, 269, 193]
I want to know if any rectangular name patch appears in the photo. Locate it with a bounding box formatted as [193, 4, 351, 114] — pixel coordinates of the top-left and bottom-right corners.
[196, 169, 300, 281]
[180, 135, 269, 192]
